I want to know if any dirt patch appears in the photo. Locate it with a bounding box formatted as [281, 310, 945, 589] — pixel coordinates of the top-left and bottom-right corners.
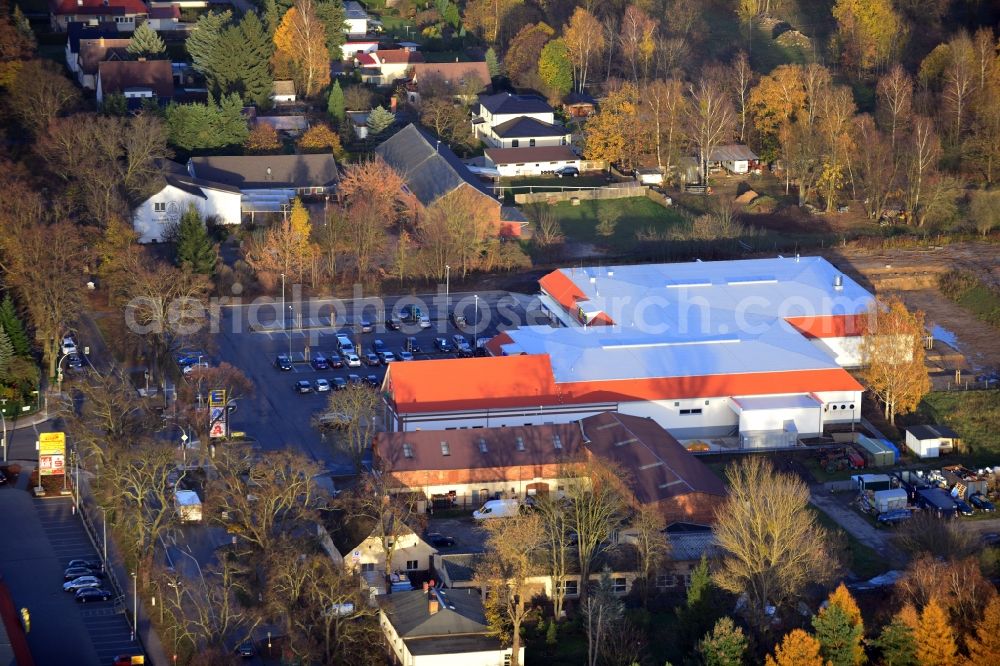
[900, 289, 1000, 372]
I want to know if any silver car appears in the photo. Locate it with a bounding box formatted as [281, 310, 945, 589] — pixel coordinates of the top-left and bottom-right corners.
[64, 575, 103, 592]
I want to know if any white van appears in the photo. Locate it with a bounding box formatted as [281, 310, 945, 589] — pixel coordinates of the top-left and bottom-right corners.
[473, 498, 519, 520]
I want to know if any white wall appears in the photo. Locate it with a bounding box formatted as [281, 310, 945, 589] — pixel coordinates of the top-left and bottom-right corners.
[345, 17, 367, 35]
[392, 403, 611, 432]
[618, 397, 738, 438]
[739, 405, 822, 435]
[817, 390, 864, 425]
[414, 647, 519, 666]
[905, 432, 940, 458]
[491, 158, 578, 178]
[812, 336, 863, 367]
[481, 109, 554, 127]
[346, 531, 434, 575]
[724, 160, 750, 174]
[133, 184, 241, 243]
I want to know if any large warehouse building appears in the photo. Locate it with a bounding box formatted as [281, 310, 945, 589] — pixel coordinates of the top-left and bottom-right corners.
[382, 257, 873, 450]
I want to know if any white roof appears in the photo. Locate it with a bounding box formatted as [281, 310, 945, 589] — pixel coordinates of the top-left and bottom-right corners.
[175, 490, 201, 505]
[731, 394, 821, 411]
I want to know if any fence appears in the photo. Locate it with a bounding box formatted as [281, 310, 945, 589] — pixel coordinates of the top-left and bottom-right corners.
[514, 182, 647, 205]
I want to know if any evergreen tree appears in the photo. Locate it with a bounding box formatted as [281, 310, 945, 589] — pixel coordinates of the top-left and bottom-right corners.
[914, 599, 957, 666]
[485, 46, 500, 78]
[215, 92, 249, 145]
[175, 204, 217, 275]
[366, 105, 394, 136]
[315, 0, 347, 61]
[101, 92, 129, 116]
[127, 22, 167, 59]
[221, 12, 273, 106]
[678, 556, 723, 653]
[262, 0, 282, 35]
[0, 296, 30, 357]
[327, 80, 345, 122]
[872, 615, 917, 666]
[697, 617, 748, 666]
[0, 326, 14, 383]
[165, 93, 248, 150]
[813, 602, 864, 666]
[186, 10, 233, 91]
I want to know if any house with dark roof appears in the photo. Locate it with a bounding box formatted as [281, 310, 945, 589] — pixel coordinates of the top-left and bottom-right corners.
[133, 160, 242, 243]
[407, 62, 491, 100]
[905, 424, 962, 458]
[484, 146, 580, 178]
[96, 59, 174, 105]
[375, 124, 526, 237]
[343, 0, 370, 36]
[64, 22, 122, 76]
[50, 0, 148, 32]
[75, 35, 130, 89]
[472, 92, 570, 150]
[378, 585, 520, 666]
[707, 144, 760, 174]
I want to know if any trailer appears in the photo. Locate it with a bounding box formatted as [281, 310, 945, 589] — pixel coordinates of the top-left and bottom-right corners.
[175, 490, 203, 523]
[854, 435, 896, 467]
[873, 488, 908, 513]
[915, 488, 958, 518]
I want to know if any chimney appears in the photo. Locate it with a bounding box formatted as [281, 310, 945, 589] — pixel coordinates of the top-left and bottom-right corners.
[390, 96, 397, 112]
[834, 274, 844, 291]
[99, 36, 105, 46]
[428, 591, 439, 615]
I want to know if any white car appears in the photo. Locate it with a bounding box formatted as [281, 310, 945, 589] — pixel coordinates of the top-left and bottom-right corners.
[418, 316, 431, 329]
[314, 378, 330, 392]
[61, 336, 77, 355]
[64, 575, 103, 592]
[182, 362, 209, 375]
[345, 353, 362, 368]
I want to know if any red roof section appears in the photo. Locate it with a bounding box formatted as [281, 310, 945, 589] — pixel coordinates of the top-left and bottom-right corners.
[375, 49, 423, 65]
[539, 269, 614, 326]
[484, 331, 514, 356]
[355, 52, 377, 66]
[148, 3, 180, 18]
[785, 314, 867, 338]
[51, 0, 147, 15]
[386, 355, 560, 414]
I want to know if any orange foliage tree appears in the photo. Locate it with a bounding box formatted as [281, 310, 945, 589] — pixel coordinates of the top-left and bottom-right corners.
[765, 629, 827, 666]
[859, 297, 931, 424]
[296, 122, 345, 158]
[245, 123, 282, 154]
[966, 594, 1000, 666]
[273, 0, 329, 97]
[913, 598, 958, 666]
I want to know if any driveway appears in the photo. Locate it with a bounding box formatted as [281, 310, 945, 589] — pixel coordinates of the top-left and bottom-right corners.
[809, 488, 906, 568]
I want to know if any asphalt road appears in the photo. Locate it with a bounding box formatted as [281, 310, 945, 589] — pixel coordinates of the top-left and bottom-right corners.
[210, 290, 534, 471]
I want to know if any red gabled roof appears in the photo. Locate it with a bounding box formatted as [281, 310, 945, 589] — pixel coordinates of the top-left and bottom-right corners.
[51, 0, 147, 16]
[785, 314, 867, 338]
[484, 331, 514, 357]
[538, 269, 614, 326]
[385, 354, 560, 414]
[375, 49, 423, 65]
[355, 52, 377, 66]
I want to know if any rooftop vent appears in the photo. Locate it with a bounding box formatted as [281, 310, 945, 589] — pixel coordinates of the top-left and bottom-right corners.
[614, 438, 638, 448]
[639, 461, 664, 471]
[834, 274, 844, 291]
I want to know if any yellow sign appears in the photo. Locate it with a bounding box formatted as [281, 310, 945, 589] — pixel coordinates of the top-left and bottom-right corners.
[39, 432, 66, 456]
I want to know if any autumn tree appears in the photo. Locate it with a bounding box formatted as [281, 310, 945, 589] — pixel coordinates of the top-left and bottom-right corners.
[816, 85, 856, 212]
[417, 185, 497, 280]
[242, 198, 317, 284]
[562, 7, 603, 94]
[419, 94, 477, 153]
[765, 629, 826, 666]
[832, 0, 903, 74]
[584, 82, 644, 170]
[913, 598, 957, 666]
[698, 617, 748, 666]
[813, 584, 865, 666]
[859, 297, 930, 425]
[942, 32, 977, 142]
[245, 122, 282, 153]
[876, 65, 913, 149]
[687, 77, 736, 185]
[893, 510, 975, 559]
[274, 0, 329, 97]
[503, 22, 553, 89]
[713, 457, 834, 632]
[297, 122, 345, 158]
[642, 78, 687, 174]
[0, 1, 35, 88]
[749, 64, 807, 162]
[966, 594, 1000, 666]
[620, 4, 657, 83]
[852, 115, 897, 220]
[476, 512, 543, 666]
[537, 38, 572, 101]
[7, 59, 80, 135]
[895, 554, 995, 636]
[461, 0, 524, 45]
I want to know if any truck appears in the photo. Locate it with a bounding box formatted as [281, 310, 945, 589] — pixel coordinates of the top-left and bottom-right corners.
[915, 488, 958, 518]
[175, 490, 203, 523]
[473, 498, 520, 520]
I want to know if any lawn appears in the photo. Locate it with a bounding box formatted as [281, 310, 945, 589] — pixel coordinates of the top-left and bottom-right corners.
[810, 507, 885, 580]
[907, 391, 1000, 463]
[529, 197, 686, 251]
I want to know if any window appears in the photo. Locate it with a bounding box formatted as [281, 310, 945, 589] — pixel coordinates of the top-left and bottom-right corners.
[612, 578, 627, 594]
[553, 435, 562, 450]
[512, 140, 519, 148]
[405, 560, 418, 570]
[440, 441, 450, 456]
[402, 444, 414, 458]
[360, 562, 375, 573]
[114, 16, 133, 23]
[832, 405, 838, 410]
[560, 137, 566, 145]
[673, 401, 680, 407]
[529, 139, 536, 147]
[656, 574, 675, 590]
[559, 580, 579, 596]
[478, 439, 488, 453]
[154, 202, 166, 212]
[679, 408, 703, 415]
[515, 436, 525, 451]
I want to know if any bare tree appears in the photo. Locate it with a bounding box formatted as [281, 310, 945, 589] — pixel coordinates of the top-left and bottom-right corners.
[7, 59, 80, 135]
[876, 64, 913, 149]
[643, 78, 687, 174]
[852, 115, 898, 220]
[534, 493, 573, 620]
[476, 512, 545, 666]
[687, 77, 736, 185]
[943, 32, 976, 141]
[713, 457, 834, 633]
[346, 470, 425, 577]
[903, 116, 941, 225]
[315, 384, 380, 472]
[730, 51, 754, 143]
[628, 504, 668, 607]
[582, 569, 623, 666]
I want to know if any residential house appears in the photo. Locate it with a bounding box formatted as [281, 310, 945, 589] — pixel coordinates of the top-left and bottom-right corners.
[473, 92, 570, 149]
[187, 153, 340, 219]
[133, 160, 242, 243]
[75, 35, 130, 89]
[344, 0, 370, 37]
[146, 3, 184, 31]
[342, 39, 379, 60]
[50, 0, 148, 32]
[484, 146, 579, 178]
[65, 22, 121, 77]
[270, 79, 296, 104]
[708, 144, 760, 175]
[355, 49, 424, 86]
[406, 62, 491, 102]
[378, 586, 520, 666]
[376, 413, 725, 526]
[96, 59, 175, 106]
[343, 524, 436, 581]
[562, 91, 596, 118]
[375, 124, 526, 237]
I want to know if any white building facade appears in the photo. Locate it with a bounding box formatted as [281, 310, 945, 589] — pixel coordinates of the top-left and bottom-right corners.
[133, 180, 241, 243]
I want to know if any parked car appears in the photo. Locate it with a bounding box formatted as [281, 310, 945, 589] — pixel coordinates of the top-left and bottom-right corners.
[61, 335, 77, 355]
[67, 354, 83, 369]
[379, 351, 397, 364]
[450, 311, 466, 327]
[348, 318, 373, 333]
[345, 353, 362, 368]
[67, 559, 101, 571]
[434, 337, 454, 352]
[365, 375, 380, 388]
[64, 566, 102, 581]
[336, 335, 355, 354]
[398, 350, 414, 361]
[274, 354, 293, 371]
[555, 166, 580, 178]
[311, 353, 329, 370]
[236, 641, 255, 658]
[970, 494, 995, 512]
[452, 335, 472, 356]
[419, 315, 431, 329]
[332, 377, 348, 391]
[63, 576, 103, 592]
[364, 352, 381, 367]
[955, 499, 975, 516]
[424, 532, 456, 548]
[348, 374, 364, 386]
[75, 587, 112, 603]
[385, 316, 402, 331]
[372, 339, 387, 354]
[473, 499, 520, 520]
[400, 305, 423, 323]
[314, 378, 331, 392]
[327, 352, 344, 368]
[294, 380, 313, 394]
[183, 361, 210, 375]
[876, 509, 913, 526]
[404, 337, 421, 353]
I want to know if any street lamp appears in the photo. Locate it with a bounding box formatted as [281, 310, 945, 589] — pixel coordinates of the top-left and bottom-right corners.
[180, 432, 188, 466]
[98, 506, 108, 570]
[0, 400, 6, 464]
[445, 265, 450, 314]
[281, 273, 286, 332]
[474, 294, 479, 352]
[131, 571, 137, 642]
[288, 305, 294, 357]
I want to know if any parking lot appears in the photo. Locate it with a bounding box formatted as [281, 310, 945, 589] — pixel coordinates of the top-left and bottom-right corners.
[211, 291, 538, 469]
[0, 487, 139, 666]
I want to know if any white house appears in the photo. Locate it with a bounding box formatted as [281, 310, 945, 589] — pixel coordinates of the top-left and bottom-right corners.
[271, 80, 296, 104]
[378, 586, 520, 666]
[355, 49, 423, 85]
[473, 92, 570, 149]
[342, 39, 379, 60]
[484, 146, 579, 178]
[905, 425, 961, 459]
[133, 162, 241, 243]
[343, 0, 370, 37]
[708, 144, 760, 175]
[343, 525, 435, 579]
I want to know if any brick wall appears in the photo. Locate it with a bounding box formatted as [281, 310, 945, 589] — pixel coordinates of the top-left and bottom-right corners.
[653, 492, 721, 526]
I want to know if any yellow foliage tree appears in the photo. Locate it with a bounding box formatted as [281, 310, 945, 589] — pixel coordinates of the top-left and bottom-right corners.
[562, 7, 604, 93]
[914, 598, 957, 666]
[966, 594, 1000, 666]
[584, 82, 644, 170]
[297, 123, 345, 159]
[749, 64, 807, 146]
[273, 0, 329, 98]
[243, 197, 317, 283]
[764, 629, 828, 666]
[859, 297, 931, 424]
[832, 0, 904, 73]
[244, 123, 282, 154]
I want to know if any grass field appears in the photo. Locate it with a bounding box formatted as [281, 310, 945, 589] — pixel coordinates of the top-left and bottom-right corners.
[909, 391, 1000, 463]
[810, 507, 885, 580]
[531, 197, 686, 251]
